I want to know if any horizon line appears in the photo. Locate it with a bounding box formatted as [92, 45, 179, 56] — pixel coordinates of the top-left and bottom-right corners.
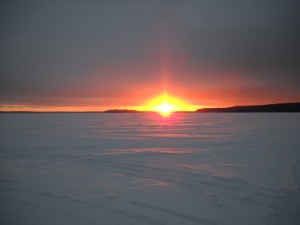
[1, 102, 299, 113]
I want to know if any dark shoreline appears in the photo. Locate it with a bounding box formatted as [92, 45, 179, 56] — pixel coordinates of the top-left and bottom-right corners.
[196, 102, 300, 113]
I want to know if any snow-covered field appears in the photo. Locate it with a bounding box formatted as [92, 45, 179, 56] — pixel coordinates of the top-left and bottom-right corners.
[0, 113, 300, 225]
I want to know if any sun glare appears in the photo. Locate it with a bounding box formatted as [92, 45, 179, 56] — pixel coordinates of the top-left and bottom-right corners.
[156, 101, 174, 116]
[138, 92, 197, 116]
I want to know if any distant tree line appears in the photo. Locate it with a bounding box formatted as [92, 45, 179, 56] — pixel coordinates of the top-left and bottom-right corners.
[196, 102, 300, 112]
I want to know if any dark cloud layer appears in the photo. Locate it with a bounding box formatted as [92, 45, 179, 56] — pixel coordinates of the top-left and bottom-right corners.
[1, 0, 299, 108]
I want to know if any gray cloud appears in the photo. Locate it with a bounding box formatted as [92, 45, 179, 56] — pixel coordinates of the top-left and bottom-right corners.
[1, 0, 299, 107]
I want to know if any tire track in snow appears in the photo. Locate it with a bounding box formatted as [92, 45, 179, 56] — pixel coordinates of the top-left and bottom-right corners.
[1, 149, 296, 221]
[0, 185, 166, 225]
[0, 196, 99, 225]
[76, 156, 279, 204]
[1, 149, 284, 208]
[131, 200, 227, 225]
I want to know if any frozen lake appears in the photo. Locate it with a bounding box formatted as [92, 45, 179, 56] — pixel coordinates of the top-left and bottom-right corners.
[1, 113, 300, 225]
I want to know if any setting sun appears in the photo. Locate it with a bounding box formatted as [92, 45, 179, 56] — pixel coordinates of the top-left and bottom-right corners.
[137, 92, 199, 116]
[156, 101, 174, 116]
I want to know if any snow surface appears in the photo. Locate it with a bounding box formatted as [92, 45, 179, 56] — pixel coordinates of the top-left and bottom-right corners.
[0, 113, 300, 225]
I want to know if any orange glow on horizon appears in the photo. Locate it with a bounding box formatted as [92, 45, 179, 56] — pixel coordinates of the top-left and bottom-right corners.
[0, 93, 200, 113]
[0, 105, 104, 112]
[137, 92, 199, 116]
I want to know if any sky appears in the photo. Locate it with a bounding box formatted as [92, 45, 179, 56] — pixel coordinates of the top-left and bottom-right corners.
[1, 0, 300, 111]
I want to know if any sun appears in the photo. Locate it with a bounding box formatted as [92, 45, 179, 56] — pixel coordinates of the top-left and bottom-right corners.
[156, 101, 175, 116]
[138, 92, 197, 116]
[149, 93, 180, 116]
